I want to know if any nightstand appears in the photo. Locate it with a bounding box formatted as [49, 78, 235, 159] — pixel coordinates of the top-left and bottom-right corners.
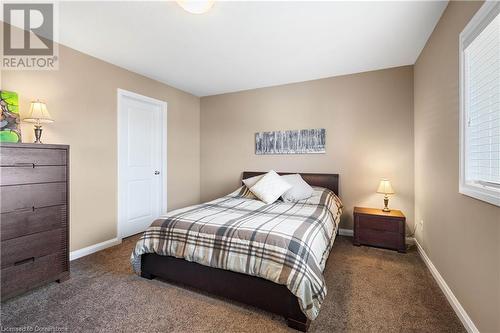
[353, 207, 406, 253]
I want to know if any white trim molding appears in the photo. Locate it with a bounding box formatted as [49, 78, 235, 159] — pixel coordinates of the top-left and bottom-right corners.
[70, 238, 122, 261]
[338, 228, 353, 236]
[414, 239, 479, 333]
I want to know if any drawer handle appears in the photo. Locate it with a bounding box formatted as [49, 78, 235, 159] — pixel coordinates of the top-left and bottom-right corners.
[13, 163, 35, 168]
[14, 206, 35, 213]
[14, 257, 35, 266]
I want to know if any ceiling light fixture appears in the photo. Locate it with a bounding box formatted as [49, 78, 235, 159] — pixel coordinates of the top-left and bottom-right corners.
[177, 0, 215, 14]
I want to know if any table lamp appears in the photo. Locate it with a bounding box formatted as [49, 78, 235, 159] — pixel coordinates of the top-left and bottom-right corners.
[377, 179, 395, 212]
[23, 100, 54, 144]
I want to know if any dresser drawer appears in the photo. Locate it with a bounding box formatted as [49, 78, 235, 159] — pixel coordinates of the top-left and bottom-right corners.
[0, 165, 66, 186]
[357, 214, 400, 233]
[0, 147, 67, 166]
[1, 183, 67, 213]
[1, 228, 65, 268]
[358, 228, 401, 250]
[1, 252, 65, 299]
[1, 205, 67, 241]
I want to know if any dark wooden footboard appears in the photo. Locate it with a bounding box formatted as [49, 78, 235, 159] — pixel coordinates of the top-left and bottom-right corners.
[140, 254, 310, 331]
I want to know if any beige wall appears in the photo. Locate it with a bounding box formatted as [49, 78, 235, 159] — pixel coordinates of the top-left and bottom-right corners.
[414, 2, 500, 332]
[201, 66, 414, 230]
[1, 44, 201, 251]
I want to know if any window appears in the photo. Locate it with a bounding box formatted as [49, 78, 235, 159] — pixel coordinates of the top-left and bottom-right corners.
[459, 2, 500, 206]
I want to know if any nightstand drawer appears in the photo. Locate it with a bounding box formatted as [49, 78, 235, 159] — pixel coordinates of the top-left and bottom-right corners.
[358, 229, 400, 250]
[358, 215, 399, 232]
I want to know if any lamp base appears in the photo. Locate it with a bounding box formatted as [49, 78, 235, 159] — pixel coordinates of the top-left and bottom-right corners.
[33, 125, 43, 144]
[382, 195, 390, 212]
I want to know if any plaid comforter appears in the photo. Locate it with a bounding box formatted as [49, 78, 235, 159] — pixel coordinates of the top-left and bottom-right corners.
[131, 186, 342, 320]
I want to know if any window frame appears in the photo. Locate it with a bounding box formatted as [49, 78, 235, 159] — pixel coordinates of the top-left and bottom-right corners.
[459, 1, 500, 207]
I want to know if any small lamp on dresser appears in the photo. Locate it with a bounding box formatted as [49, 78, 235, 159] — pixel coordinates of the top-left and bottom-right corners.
[23, 100, 54, 144]
[377, 179, 394, 212]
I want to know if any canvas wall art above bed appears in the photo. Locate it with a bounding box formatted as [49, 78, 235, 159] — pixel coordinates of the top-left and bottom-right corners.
[255, 128, 326, 154]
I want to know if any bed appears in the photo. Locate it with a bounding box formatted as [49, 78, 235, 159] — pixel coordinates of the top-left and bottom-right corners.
[131, 172, 341, 331]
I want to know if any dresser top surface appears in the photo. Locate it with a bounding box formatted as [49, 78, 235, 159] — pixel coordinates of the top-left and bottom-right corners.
[0, 142, 69, 149]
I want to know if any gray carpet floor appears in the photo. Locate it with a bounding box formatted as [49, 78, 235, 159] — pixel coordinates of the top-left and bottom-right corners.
[1, 236, 465, 332]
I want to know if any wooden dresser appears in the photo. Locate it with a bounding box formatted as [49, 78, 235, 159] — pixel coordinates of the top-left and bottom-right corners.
[0, 143, 69, 300]
[353, 207, 406, 253]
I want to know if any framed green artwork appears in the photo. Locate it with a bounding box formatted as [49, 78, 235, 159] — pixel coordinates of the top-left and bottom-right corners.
[0, 91, 22, 143]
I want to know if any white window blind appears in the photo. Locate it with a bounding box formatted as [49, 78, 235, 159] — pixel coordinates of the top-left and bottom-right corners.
[465, 12, 500, 186]
[460, 2, 500, 206]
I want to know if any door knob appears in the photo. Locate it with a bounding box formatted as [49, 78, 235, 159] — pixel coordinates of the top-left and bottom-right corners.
[154, 171, 160, 175]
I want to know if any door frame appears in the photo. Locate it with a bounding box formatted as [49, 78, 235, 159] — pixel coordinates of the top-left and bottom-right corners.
[116, 88, 168, 239]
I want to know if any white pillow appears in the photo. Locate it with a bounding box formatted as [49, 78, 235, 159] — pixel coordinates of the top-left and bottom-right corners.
[281, 174, 314, 202]
[249, 170, 292, 204]
[242, 174, 264, 189]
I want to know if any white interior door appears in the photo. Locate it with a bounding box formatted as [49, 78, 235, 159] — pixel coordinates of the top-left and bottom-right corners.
[118, 89, 166, 238]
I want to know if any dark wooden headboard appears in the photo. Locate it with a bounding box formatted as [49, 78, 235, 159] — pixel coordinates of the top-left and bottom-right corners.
[242, 171, 340, 196]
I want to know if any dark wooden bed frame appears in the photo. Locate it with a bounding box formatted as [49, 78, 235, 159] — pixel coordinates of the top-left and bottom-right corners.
[140, 172, 339, 332]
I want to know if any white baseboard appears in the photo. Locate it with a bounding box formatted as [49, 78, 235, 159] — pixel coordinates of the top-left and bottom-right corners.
[406, 236, 415, 245]
[70, 238, 122, 261]
[338, 228, 353, 236]
[414, 238, 479, 333]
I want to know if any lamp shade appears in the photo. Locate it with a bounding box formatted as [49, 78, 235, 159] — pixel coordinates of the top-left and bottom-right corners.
[24, 100, 54, 124]
[377, 179, 395, 194]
